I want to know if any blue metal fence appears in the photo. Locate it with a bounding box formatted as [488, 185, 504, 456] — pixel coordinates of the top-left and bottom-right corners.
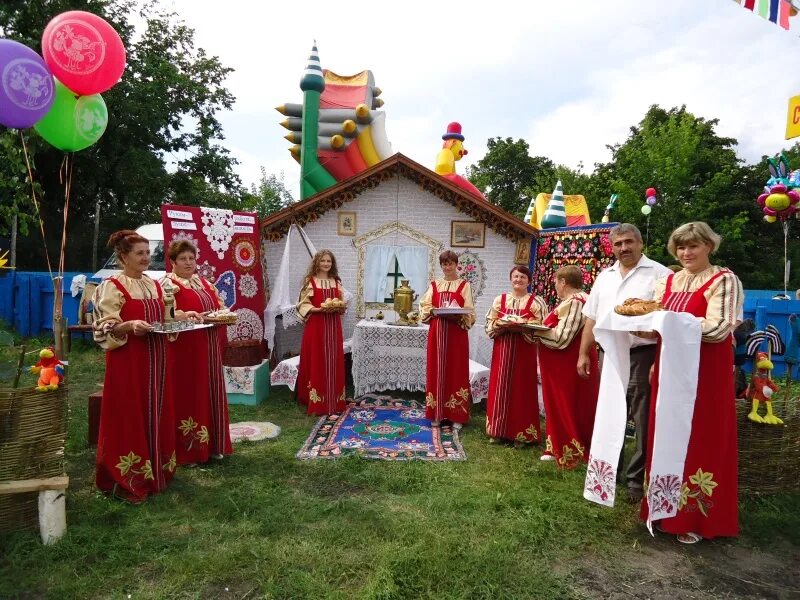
[742, 291, 800, 376]
[0, 271, 91, 337]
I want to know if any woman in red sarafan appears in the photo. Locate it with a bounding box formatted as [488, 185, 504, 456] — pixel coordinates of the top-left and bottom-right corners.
[484, 265, 547, 445]
[536, 265, 599, 467]
[296, 250, 347, 416]
[641, 222, 743, 544]
[162, 240, 232, 465]
[92, 230, 201, 502]
[419, 250, 476, 428]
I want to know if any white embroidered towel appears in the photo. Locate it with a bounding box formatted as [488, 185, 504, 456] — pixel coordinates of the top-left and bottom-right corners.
[584, 310, 701, 533]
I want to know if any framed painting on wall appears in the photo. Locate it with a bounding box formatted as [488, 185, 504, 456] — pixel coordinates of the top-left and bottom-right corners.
[450, 221, 485, 248]
[514, 238, 531, 265]
[337, 211, 357, 236]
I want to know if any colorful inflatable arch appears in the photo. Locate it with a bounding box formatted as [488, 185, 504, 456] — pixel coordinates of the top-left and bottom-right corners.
[277, 43, 393, 199]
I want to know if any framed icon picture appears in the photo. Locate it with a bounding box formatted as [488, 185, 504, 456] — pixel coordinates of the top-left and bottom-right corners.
[450, 221, 485, 248]
[337, 211, 357, 236]
[514, 238, 531, 264]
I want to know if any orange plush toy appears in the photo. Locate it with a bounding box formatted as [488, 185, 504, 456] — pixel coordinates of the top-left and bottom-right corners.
[29, 347, 65, 391]
[747, 351, 782, 425]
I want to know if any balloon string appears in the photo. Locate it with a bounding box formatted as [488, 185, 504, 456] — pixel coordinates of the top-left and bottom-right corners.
[784, 220, 789, 298]
[19, 131, 54, 279]
[55, 153, 73, 319]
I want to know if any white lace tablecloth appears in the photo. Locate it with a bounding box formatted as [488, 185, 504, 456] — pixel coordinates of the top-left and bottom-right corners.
[352, 319, 488, 402]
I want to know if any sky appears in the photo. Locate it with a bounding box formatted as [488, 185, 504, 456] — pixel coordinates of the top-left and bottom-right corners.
[164, 0, 800, 199]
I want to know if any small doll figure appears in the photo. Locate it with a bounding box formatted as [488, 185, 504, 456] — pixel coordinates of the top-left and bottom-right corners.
[29, 347, 65, 391]
[747, 352, 783, 425]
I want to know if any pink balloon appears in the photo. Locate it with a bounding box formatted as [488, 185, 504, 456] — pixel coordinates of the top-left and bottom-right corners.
[41, 10, 126, 96]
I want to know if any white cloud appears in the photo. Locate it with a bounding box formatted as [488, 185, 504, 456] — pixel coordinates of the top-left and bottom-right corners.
[160, 0, 800, 193]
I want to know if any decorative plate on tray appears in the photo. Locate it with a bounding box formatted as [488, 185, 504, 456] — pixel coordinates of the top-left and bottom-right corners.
[519, 322, 551, 331]
[150, 322, 214, 333]
[498, 318, 550, 331]
[204, 316, 238, 325]
[433, 307, 472, 315]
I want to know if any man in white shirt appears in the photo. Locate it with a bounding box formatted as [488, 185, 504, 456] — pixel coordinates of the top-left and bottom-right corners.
[577, 223, 671, 503]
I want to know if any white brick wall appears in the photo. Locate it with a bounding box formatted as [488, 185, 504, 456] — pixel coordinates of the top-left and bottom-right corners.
[263, 177, 521, 369]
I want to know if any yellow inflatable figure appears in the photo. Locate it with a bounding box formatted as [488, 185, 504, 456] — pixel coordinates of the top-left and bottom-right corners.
[434, 122, 486, 199]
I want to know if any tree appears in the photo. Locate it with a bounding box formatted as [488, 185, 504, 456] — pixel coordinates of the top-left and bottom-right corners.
[0, 0, 243, 270]
[242, 168, 294, 217]
[588, 105, 791, 287]
[467, 137, 555, 218]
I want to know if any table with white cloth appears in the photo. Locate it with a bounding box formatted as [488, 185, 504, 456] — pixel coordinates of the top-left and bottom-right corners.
[351, 319, 488, 402]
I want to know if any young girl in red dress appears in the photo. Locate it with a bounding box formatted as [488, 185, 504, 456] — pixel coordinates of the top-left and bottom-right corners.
[419, 250, 475, 429]
[640, 222, 743, 544]
[163, 240, 232, 465]
[93, 230, 201, 502]
[537, 265, 599, 467]
[485, 265, 547, 445]
[296, 250, 347, 416]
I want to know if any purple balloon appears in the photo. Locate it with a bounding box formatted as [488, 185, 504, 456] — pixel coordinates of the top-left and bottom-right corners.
[646, 196, 657, 206]
[0, 39, 55, 128]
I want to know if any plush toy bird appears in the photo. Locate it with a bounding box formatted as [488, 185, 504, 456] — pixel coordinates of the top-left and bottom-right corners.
[747, 352, 783, 425]
[29, 347, 65, 391]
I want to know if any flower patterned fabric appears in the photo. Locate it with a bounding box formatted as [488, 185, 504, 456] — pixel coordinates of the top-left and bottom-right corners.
[532, 224, 616, 309]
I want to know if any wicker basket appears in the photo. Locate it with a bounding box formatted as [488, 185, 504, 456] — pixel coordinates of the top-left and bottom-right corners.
[0, 385, 68, 533]
[737, 395, 800, 496]
[223, 339, 265, 367]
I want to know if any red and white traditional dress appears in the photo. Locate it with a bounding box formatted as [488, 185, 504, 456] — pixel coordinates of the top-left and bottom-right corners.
[419, 278, 475, 424]
[484, 292, 547, 443]
[296, 277, 346, 415]
[92, 274, 176, 501]
[641, 266, 743, 539]
[538, 292, 599, 467]
[163, 273, 232, 464]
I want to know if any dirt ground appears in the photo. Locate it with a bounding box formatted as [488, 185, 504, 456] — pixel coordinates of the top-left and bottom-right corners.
[570, 537, 800, 599]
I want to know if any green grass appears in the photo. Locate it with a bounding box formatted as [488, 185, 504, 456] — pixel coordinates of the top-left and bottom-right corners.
[0, 338, 798, 599]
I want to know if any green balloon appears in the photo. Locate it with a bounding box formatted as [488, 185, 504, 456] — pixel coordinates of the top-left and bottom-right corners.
[34, 79, 108, 152]
[641, 204, 652, 216]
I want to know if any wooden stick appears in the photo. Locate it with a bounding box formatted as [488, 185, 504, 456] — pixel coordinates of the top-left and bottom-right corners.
[0, 475, 69, 495]
[785, 363, 793, 406]
[12, 344, 26, 389]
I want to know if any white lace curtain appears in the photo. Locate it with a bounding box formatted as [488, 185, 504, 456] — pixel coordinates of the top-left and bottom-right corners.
[364, 244, 429, 302]
[263, 224, 317, 354]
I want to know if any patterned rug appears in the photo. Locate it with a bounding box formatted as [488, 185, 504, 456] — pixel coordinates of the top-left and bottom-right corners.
[229, 422, 281, 442]
[296, 395, 466, 461]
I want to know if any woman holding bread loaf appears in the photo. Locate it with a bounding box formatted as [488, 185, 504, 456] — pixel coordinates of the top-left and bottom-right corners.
[163, 240, 232, 465]
[296, 250, 347, 416]
[484, 265, 547, 445]
[641, 222, 743, 544]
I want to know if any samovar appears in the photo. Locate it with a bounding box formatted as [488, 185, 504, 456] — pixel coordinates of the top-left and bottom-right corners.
[389, 279, 417, 326]
[161, 279, 179, 341]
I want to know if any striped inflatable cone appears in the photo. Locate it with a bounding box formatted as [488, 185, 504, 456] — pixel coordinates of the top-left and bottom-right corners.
[523, 196, 536, 224]
[541, 180, 567, 228]
[300, 41, 325, 92]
